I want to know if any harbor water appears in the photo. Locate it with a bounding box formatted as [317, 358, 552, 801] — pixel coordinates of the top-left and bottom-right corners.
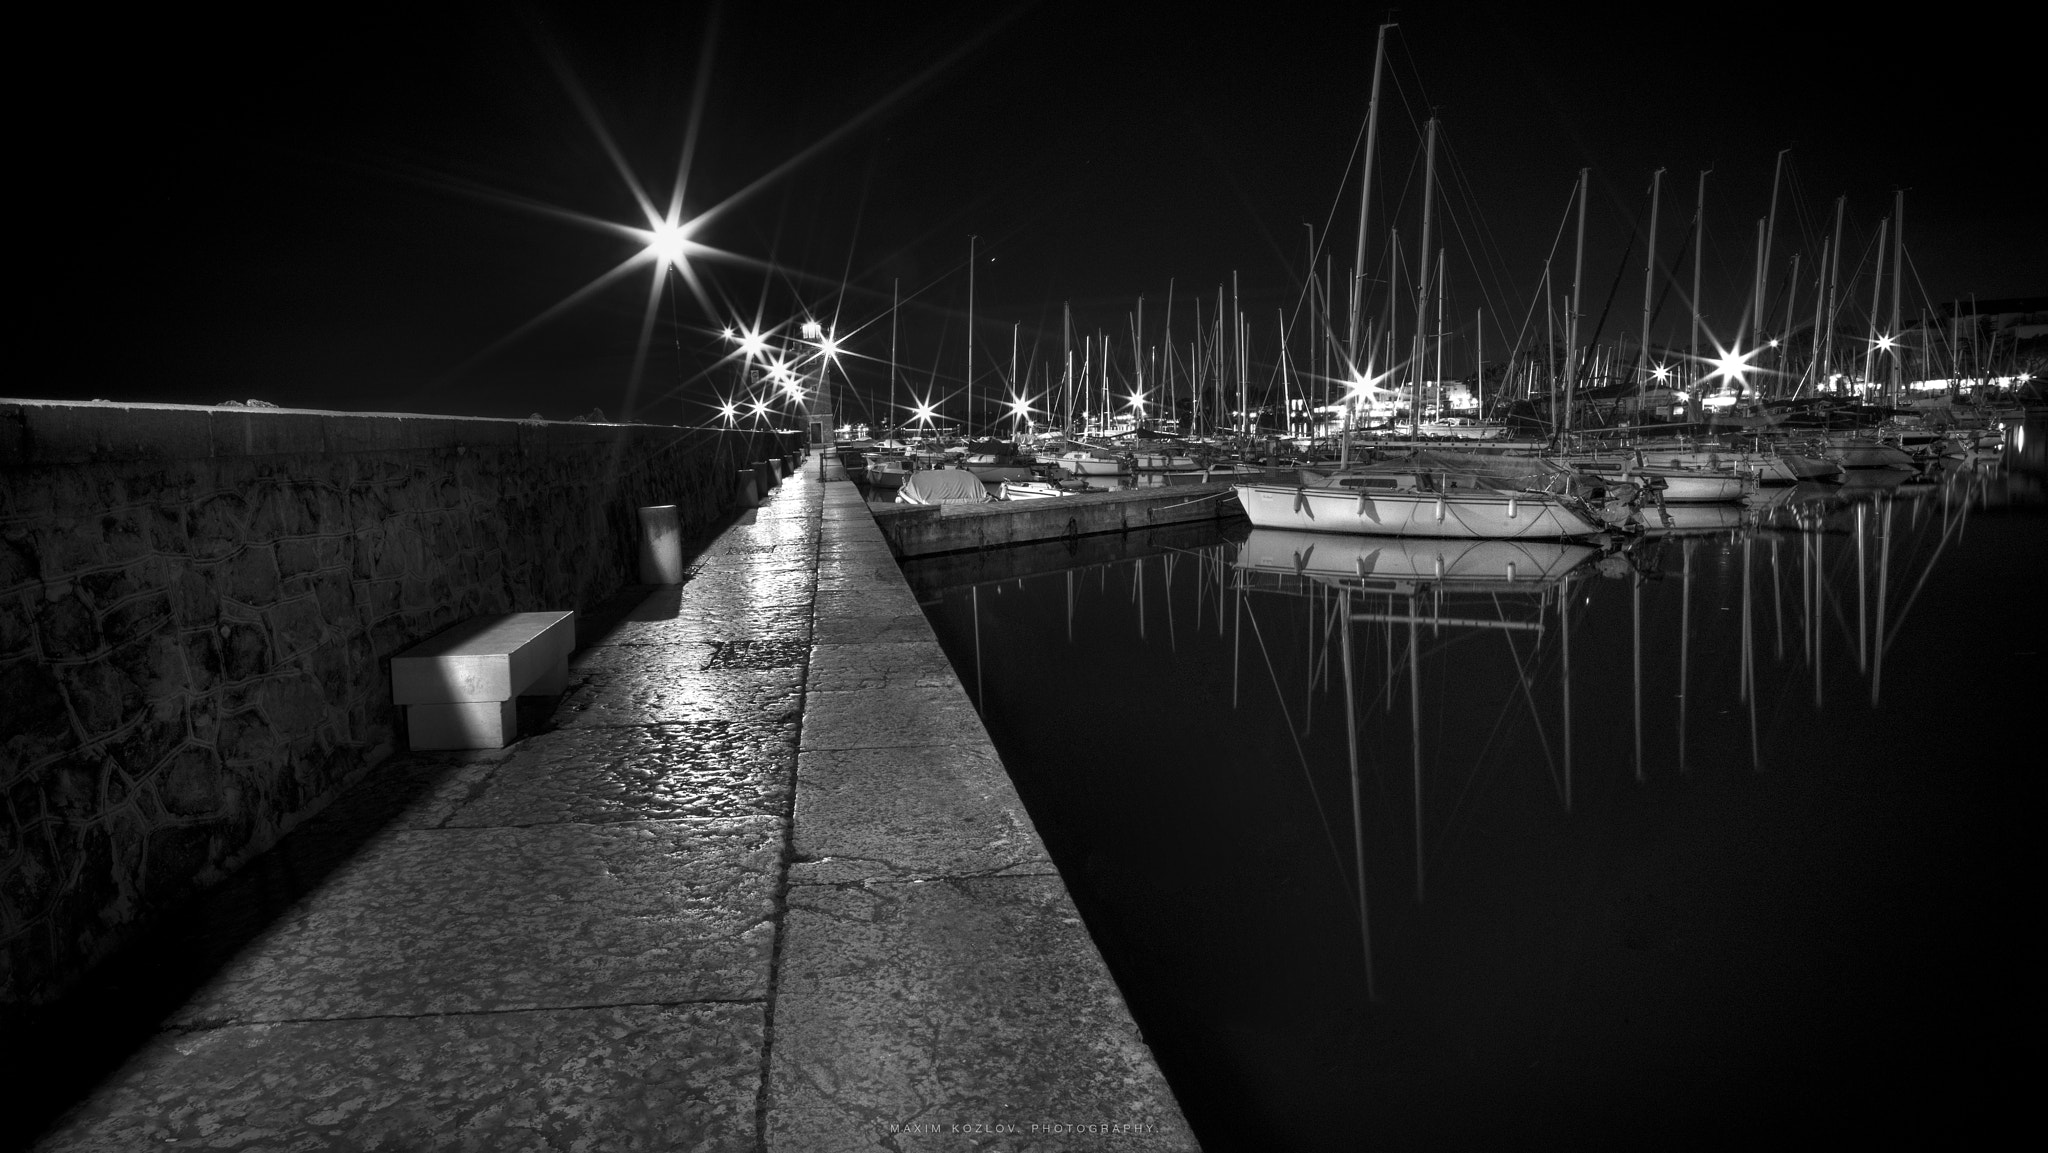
[899, 435, 2042, 1150]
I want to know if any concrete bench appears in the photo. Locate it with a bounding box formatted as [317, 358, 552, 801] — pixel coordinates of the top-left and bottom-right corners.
[390, 611, 576, 749]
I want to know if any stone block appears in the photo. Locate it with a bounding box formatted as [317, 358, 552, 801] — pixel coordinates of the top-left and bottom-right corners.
[0, 402, 26, 468]
[390, 611, 576, 705]
[209, 409, 327, 459]
[21, 403, 213, 465]
[406, 699, 517, 750]
[37, 1005, 767, 1152]
[767, 878, 1195, 1150]
[169, 817, 784, 1023]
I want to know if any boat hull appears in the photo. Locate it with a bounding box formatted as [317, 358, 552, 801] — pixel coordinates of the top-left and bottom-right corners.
[1576, 466, 1748, 503]
[1233, 482, 1606, 539]
[1047, 452, 1130, 476]
[863, 458, 913, 488]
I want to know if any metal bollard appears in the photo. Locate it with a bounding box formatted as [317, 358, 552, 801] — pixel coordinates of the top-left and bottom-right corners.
[637, 504, 684, 584]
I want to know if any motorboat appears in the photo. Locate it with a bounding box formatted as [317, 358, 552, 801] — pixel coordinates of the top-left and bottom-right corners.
[896, 469, 993, 505]
[862, 453, 916, 488]
[1413, 416, 1511, 440]
[999, 480, 1071, 500]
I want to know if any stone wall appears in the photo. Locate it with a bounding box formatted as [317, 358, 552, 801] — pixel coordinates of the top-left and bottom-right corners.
[0, 400, 795, 1018]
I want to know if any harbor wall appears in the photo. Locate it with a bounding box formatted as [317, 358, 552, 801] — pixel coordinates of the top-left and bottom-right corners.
[0, 399, 795, 1018]
[873, 482, 1244, 557]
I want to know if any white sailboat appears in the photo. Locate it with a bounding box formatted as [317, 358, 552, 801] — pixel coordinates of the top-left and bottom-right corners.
[1233, 451, 1609, 540]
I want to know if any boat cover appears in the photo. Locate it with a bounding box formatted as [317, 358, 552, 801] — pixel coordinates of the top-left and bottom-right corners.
[1337, 449, 1583, 494]
[896, 469, 993, 505]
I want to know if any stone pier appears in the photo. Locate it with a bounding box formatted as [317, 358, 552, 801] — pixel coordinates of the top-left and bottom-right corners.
[20, 452, 1198, 1151]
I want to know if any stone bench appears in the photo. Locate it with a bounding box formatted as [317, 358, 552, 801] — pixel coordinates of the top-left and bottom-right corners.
[390, 611, 576, 749]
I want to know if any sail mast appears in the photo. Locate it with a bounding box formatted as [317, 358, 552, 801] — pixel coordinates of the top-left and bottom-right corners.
[1164, 278, 1175, 433]
[1348, 21, 1394, 370]
[1802, 243, 1828, 397]
[890, 277, 899, 435]
[1890, 189, 1906, 403]
[1410, 116, 1439, 438]
[1434, 248, 1446, 421]
[1862, 216, 1889, 390]
[1690, 169, 1708, 407]
[1758, 148, 1788, 342]
[1062, 301, 1072, 433]
[1639, 167, 1665, 385]
[1822, 196, 1845, 393]
[966, 234, 977, 436]
[1565, 168, 1588, 440]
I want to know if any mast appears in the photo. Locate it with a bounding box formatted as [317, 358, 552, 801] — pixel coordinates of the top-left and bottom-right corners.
[966, 234, 977, 436]
[1164, 278, 1175, 432]
[1062, 300, 1072, 433]
[1135, 295, 1145, 417]
[1233, 272, 1244, 440]
[1277, 309, 1290, 439]
[1009, 321, 1019, 434]
[1475, 309, 1483, 422]
[1216, 290, 1225, 436]
[1543, 265, 1554, 425]
[1781, 252, 1801, 397]
[1862, 216, 1889, 391]
[1803, 242, 1828, 397]
[1690, 169, 1708, 405]
[1565, 167, 1588, 439]
[1639, 167, 1665, 384]
[1890, 189, 1906, 402]
[1822, 195, 1845, 392]
[1758, 147, 1788, 341]
[1752, 218, 1767, 352]
[1433, 248, 1445, 421]
[1410, 116, 1439, 438]
[890, 277, 899, 435]
[1349, 21, 1395, 369]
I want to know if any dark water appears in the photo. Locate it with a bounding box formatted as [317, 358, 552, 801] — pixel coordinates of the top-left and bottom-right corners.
[902, 431, 2044, 1151]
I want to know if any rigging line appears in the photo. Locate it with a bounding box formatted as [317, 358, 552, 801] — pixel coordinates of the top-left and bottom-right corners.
[1502, 185, 1582, 386]
[1434, 645, 1526, 854]
[1431, 132, 1520, 349]
[1495, 603, 1565, 803]
[1900, 247, 1959, 366]
[1437, 129, 1522, 316]
[1880, 496, 1970, 657]
[1243, 597, 1358, 891]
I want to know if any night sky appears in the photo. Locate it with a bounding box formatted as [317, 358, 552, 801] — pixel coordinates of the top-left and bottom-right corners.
[38, 2, 2044, 427]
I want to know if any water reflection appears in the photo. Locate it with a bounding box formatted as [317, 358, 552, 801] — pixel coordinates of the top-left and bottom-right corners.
[905, 437, 2041, 1150]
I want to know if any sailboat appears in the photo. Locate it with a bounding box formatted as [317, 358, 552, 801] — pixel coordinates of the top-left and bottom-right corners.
[1233, 450, 1612, 540]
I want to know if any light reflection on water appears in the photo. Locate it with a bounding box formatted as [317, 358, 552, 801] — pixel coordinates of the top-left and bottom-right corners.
[902, 438, 2042, 1151]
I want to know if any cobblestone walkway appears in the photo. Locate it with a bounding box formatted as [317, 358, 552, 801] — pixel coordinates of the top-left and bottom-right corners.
[29, 455, 1196, 1151]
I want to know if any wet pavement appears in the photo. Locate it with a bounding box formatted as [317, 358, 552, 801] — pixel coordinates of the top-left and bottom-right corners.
[28, 454, 1195, 1152]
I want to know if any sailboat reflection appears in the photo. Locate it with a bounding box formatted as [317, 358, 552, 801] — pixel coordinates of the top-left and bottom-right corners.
[1234, 529, 1600, 591]
[1230, 528, 1603, 997]
[914, 456, 2008, 1019]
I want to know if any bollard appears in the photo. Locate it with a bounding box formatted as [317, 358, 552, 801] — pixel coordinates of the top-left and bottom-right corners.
[755, 460, 777, 495]
[736, 469, 758, 507]
[637, 505, 684, 584]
